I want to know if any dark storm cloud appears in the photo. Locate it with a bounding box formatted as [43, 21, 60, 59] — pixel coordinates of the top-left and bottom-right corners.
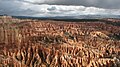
[22, 0, 120, 9]
[0, 0, 120, 17]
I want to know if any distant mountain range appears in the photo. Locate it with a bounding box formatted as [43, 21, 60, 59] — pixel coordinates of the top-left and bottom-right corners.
[1, 15, 120, 20]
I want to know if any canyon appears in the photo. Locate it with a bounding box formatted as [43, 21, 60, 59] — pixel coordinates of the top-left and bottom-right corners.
[0, 16, 120, 67]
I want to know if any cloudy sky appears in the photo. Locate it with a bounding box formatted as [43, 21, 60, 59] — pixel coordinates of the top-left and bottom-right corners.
[0, 0, 120, 17]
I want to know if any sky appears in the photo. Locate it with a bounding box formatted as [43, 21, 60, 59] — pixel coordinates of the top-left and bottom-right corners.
[0, 0, 120, 17]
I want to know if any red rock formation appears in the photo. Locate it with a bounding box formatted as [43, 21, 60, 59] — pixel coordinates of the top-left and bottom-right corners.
[0, 16, 120, 67]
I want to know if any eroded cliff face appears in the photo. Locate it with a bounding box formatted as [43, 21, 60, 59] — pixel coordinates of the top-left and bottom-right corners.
[0, 16, 120, 67]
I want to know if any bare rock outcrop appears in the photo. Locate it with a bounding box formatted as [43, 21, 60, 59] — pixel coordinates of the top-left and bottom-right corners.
[0, 16, 120, 67]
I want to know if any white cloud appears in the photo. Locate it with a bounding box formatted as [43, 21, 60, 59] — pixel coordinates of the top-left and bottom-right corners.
[0, 1, 120, 17]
